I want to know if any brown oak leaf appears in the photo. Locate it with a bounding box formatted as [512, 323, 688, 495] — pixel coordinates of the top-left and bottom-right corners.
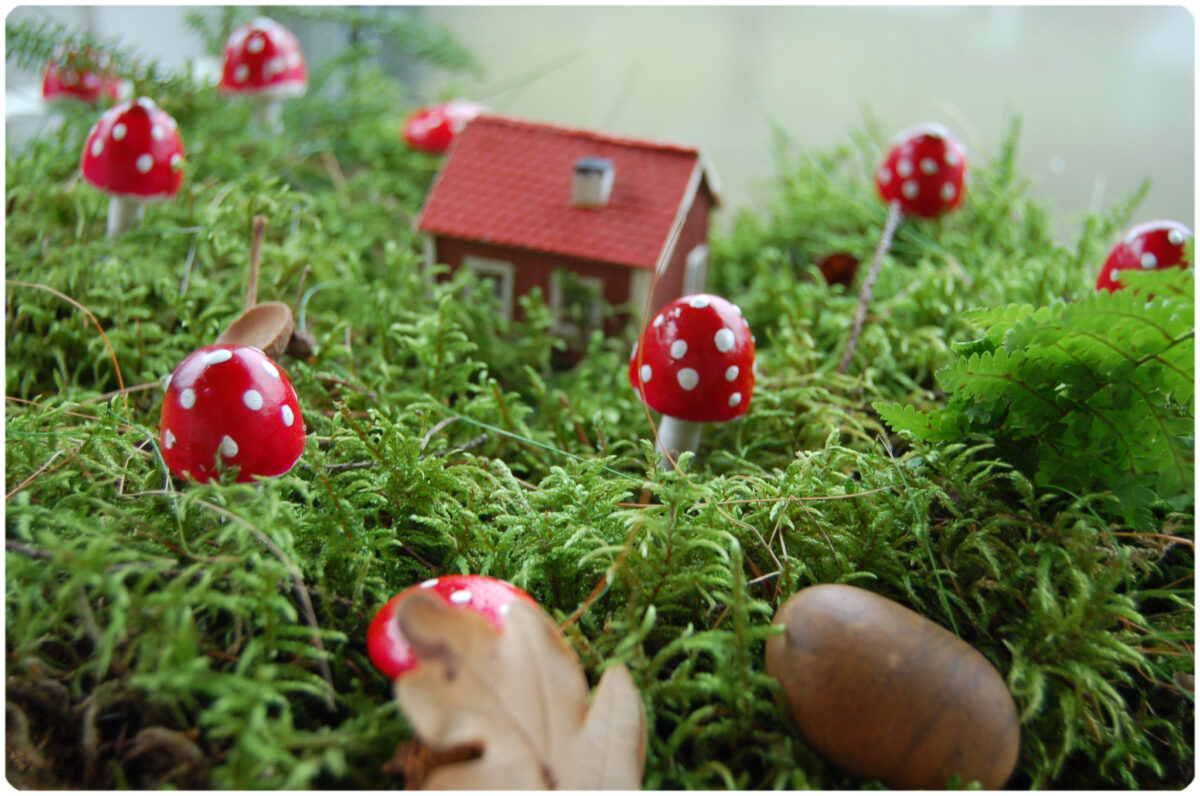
[393, 591, 647, 790]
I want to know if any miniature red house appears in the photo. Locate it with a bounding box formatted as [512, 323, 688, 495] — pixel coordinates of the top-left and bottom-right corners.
[414, 114, 721, 337]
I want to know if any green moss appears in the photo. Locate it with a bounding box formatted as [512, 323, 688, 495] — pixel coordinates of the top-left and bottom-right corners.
[6, 17, 1192, 790]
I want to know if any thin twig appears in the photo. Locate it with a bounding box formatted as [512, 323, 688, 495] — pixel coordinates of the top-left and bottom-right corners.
[319, 149, 348, 192]
[420, 416, 458, 452]
[124, 490, 336, 709]
[838, 199, 904, 374]
[6, 449, 70, 501]
[291, 264, 312, 320]
[247, 214, 267, 310]
[7, 280, 130, 419]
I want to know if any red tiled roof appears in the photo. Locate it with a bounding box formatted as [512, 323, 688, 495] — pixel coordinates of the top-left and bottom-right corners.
[415, 114, 717, 270]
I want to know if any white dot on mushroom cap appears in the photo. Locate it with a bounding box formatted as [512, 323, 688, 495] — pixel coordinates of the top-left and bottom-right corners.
[640, 364, 652, 382]
[267, 57, 285, 77]
[944, 148, 961, 167]
[162, 373, 173, 391]
[653, 314, 664, 328]
[670, 340, 688, 359]
[111, 123, 127, 141]
[714, 328, 735, 353]
[728, 392, 742, 408]
[262, 361, 280, 379]
[163, 428, 176, 450]
[688, 296, 711, 309]
[421, 578, 439, 588]
[166, 116, 177, 131]
[877, 167, 892, 185]
[234, 64, 249, 83]
[896, 158, 914, 177]
[753, 361, 759, 376]
[137, 97, 156, 110]
[170, 154, 183, 171]
[179, 388, 196, 409]
[940, 182, 957, 202]
[243, 389, 264, 411]
[725, 365, 739, 382]
[83, 73, 99, 89]
[281, 405, 295, 427]
[920, 157, 939, 175]
[677, 368, 699, 391]
[136, 154, 154, 173]
[1141, 253, 1158, 269]
[202, 349, 233, 367]
[449, 589, 472, 605]
[1169, 229, 1186, 246]
[902, 180, 920, 199]
[151, 124, 164, 141]
[629, 342, 637, 361]
[499, 603, 511, 616]
[91, 138, 103, 157]
[287, 52, 302, 69]
[220, 435, 239, 458]
[246, 35, 265, 54]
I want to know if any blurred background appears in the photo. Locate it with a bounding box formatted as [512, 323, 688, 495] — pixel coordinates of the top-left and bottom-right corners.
[6, 5, 1194, 239]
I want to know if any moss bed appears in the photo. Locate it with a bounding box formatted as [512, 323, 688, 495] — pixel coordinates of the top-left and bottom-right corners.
[5, 11, 1194, 790]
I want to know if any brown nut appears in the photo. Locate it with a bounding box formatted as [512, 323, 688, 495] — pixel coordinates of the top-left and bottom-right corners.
[765, 583, 1020, 789]
[215, 301, 295, 361]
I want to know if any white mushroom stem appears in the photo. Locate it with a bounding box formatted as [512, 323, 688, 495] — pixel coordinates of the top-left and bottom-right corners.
[655, 415, 704, 470]
[251, 99, 284, 134]
[106, 195, 145, 238]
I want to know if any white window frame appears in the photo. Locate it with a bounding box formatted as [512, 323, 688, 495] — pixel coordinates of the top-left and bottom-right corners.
[684, 243, 709, 294]
[549, 270, 605, 336]
[463, 256, 515, 320]
[628, 268, 653, 322]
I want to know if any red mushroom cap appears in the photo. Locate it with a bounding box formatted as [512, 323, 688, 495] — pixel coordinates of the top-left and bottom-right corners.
[630, 294, 756, 424]
[366, 574, 535, 679]
[875, 123, 967, 219]
[42, 50, 119, 105]
[402, 99, 485, 153]
[80, 98, 185, 200]
[1095, 219, 1193, 293]
[219, 17, 307, 99]
[160, 344, 305, 484]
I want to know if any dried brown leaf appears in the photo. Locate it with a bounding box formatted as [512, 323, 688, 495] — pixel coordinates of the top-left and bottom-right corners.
[393, 592, 647, 790]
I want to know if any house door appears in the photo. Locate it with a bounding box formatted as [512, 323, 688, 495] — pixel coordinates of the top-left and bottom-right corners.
[684, 244, 708, 294]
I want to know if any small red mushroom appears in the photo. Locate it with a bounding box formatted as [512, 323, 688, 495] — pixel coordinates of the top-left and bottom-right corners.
[839, 123, 968, 372]
[1096, 220, 1192, 292]
[630, 294, 756, 469]
[402, 99, 485, 154]
[42, 50, 119, 106]
[160, 344, 305, 484]
[219, 17, 307, 132]
[79, 97, 185, 238]
[874, 123, 967, 219]
[367, 575, 536, 679]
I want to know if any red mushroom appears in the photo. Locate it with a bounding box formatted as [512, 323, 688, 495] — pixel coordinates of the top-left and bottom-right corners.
[366, 575, 536, 679]
[160, 344, 306, 484]
[79, 97, 185, 238]
[402, 99, 485, 154]
[219, 17, 307, 132]
[838, 123, 968, 372]
[1095, 220, 1192, 292]
[42, 50, 119, 106]
[629, 293, 756, 469]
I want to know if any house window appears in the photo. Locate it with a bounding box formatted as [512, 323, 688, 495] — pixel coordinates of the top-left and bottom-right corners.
[462, 256, 515, 320]
[550, 269, 605, 337]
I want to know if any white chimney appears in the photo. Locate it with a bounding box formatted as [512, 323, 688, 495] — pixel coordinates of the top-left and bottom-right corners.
[572, 157, 614, 207]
